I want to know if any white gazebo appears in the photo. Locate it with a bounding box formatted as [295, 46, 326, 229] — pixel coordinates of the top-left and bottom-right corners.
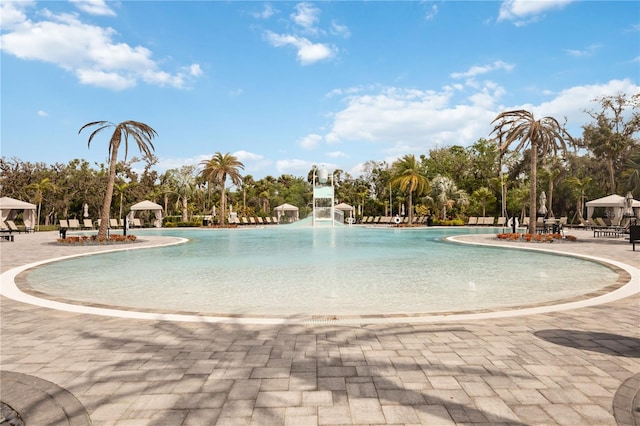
[128, 200, 164, 227]
[274, 203, 299, 223]
[0, 196, 37, 229]
[334, 202, 355, 224]
[585, 194, 640, 224]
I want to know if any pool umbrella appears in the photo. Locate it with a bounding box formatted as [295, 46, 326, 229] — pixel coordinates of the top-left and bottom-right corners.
[538, 191, 547, 216]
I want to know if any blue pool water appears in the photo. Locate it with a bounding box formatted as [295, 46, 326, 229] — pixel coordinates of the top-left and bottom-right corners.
[26, 227, 617, 316]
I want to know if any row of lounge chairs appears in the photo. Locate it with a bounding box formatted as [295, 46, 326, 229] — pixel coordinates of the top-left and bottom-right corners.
[59, 218, 145, 230]
[1, 220, 33, 233]
[467, 217, 508, 226]
[227, 217, 280, 225]
[360, 216, 429, 225]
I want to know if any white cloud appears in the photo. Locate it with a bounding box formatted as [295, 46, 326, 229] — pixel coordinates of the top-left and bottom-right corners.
[498, 0, 575, 25]
[276, 158, 314, 175]
[326, 151, 346, 158]
[37, 110, 48, 117]
[69, 0, 116, 17]
[0, 4, 202, 90]
[424, 4, 438, 21]
[234, 150, 264, 162]
[330, 21, 350, 38]
[298, 133, 323, 150]
[450, 60, 514, 79]
[291, 2, 320, 34]
[252, 3, 276, 19]
[525, 79, 640, 129]
[265, 31, 335, 65]
[564, 44, 602, 58]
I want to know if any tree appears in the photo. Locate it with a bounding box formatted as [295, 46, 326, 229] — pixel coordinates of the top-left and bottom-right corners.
[168, 166, 196, 222]
[390, 154, 429, 225]
[114, 181, 135, 221]
[427, 175, 469, 219]
[565, 176, 593, 222]
[490, 110, 573, 234]
[79, 120, 157, 239]
[471, 187, 495, 217]
[25, 177, 58, 231]
[583, 93, 640, 193]
[200, 152, 244, 226]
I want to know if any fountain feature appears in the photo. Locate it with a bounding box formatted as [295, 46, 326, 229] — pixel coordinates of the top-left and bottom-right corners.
[312, 167, 342, 226]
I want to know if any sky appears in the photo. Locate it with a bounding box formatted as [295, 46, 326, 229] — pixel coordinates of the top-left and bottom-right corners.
[1, 0, 639, 180]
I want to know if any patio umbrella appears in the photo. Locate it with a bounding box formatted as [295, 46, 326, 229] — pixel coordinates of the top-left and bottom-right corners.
[538, 191, 547, 216]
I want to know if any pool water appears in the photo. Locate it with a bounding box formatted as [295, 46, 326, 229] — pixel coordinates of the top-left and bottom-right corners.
[26, 227, 617, 316]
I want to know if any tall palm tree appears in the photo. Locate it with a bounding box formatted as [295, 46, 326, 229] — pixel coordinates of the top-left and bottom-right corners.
[26, 177, 58, 231]
[390, 154, 429, 225]
[490, 110, 573, 234]
[200, 152, 244, 226]
[79, 120, 157, 239]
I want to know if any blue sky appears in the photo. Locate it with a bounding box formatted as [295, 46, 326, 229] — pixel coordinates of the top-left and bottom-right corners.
[2, 1, 639, 180]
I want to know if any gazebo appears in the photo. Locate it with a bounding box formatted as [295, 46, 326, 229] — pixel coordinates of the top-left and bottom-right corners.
[274, 203, 299, 223]
[128, 200, 164, 227]
[585, 194, 640, 224]
[334, 202, 355, 223]
[0, 196, 37, 229]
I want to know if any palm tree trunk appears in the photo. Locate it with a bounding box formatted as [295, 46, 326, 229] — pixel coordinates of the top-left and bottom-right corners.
[607, 158, 615, 194]
[408, 192, 413, 224]
[98, 141, 120, 239]
[220, 184, 226, 226]
[529, 141, 538, 235]
[181, 196, 188, 222]
[37, 202, 42, 231]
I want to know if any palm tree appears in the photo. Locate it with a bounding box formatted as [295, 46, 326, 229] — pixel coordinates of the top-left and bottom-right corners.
[26, 177, 58, 231]
[390, 154, 429, 225]
[171, 166, 196, 222]
[471, 186, 494, 217]
[114, 181, 135, 222]
[566, 176, 594, 222]
[490, 110, 573, 234]
[200, 152, 244, 226]
[427, 175, 469, 219]
[79, 120, 157, 239]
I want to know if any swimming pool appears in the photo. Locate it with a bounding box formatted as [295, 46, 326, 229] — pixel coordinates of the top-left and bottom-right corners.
[24, 227, 619, 318]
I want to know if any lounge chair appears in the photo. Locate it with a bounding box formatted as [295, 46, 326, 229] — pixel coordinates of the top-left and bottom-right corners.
[6, 220, 25, 233]
[467, 216, 478, 226]
[59, 219, 69, 229]
[241, 217, 249, 225]
[0, 222, 14, 241]
[249, 217, 256, 225]
[271, 217, 279, 224]
[257, 217, 264, 224]
[109, 219, 120, 228]
[68, 219, 81, 230]
[497, 217, 506, 226]
[82, 219, 94, 229]
[132, 218, 143, 228]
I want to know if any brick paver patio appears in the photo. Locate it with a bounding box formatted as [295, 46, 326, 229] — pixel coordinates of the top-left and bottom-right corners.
[1, 229, 638, 425]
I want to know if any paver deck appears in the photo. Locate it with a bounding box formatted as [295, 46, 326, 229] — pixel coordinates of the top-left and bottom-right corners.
[1, 229, 638, 425]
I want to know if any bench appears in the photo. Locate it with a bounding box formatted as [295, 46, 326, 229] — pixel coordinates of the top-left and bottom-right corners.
[1, 230, 14, 242]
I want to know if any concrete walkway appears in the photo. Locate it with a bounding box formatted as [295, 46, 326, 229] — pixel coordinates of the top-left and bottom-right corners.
[1, 230, 638, 425]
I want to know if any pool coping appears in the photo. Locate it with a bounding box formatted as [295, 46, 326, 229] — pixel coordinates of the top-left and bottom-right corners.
[1, 232, 638, 325]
